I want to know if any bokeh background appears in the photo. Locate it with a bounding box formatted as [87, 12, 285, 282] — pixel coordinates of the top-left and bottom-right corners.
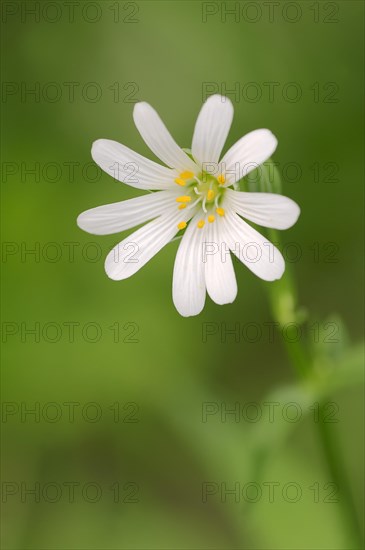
[1, 1, 364, 548]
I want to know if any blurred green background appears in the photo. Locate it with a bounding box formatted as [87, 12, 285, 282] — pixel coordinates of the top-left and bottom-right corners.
[1, 1, 364, 548]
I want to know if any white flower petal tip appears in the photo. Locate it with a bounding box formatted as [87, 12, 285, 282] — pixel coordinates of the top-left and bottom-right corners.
[205, 94, 234, 104]
[220, 129, 278, 183]
[76, 212, 91, 233]
[76, 191, 176, 236]
[133, 102, 197, 172]
[281, 199, 300, 229]
[201, 94, 234, 114]
[176, 304, 205, 319]
[222, 211, 286, 282]
[91, 138, 177, 191]
[104, 208, 187, 281]
[226, 190, 301, 230]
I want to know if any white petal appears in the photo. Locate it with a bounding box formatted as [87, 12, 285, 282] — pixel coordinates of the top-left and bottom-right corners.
[225, 189, 300, 230]
[105, 208, 190, 280]
[219, 129, 278, 184]
[92, 139, 177, 190]
[221, 210, 285, 281]
[77, 191, 176, 235]
[172, 214, 206, 317]
[133, 102, 198, 173]
[192, 94, 233, 167]
[204, 217, 237, 305]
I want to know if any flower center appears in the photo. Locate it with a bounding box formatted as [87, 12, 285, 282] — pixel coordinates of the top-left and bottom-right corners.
[175, 170, 226, 230]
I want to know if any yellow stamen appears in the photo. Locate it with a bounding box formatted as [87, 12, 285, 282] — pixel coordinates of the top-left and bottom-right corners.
[180, 170, 194, 180]
[208, 215, 215, 223]
[207, 189, 215, 201]
[174, 177, 186, 186]
[178, 203, 187, 210]
[216, 207, 225, 217]
[177, 221, 187, 230]
[176, 195, 191, 203]
[197, 220, 205, 229]
[217, 174, 226, 185]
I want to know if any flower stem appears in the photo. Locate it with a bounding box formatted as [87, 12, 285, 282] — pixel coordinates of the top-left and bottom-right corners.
[265, 229, 363, 549]
[316, 414, 363, 548]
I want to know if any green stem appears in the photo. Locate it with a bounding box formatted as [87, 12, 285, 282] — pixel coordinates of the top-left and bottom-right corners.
[266, 229, 363, 549]
[266, 230, 311, 380]
[317, 416, 363, 548]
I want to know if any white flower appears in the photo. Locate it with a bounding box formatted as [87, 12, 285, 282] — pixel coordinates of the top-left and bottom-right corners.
[77, 94, 300, 317]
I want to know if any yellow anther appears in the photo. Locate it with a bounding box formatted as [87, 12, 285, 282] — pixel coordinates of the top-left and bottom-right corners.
[174, 177, 186, 186]
[217, 174, 226, 185]
[177, 221, 187, 230]
[197, 220, 205, 229]
[178, 203, 187, 210]
[176, 195, 191, 203]
[208, 215, 215, 223]
[180, 170, 194, 180]
[216, 207, 225, 217]
[207, 189, 215, 201]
